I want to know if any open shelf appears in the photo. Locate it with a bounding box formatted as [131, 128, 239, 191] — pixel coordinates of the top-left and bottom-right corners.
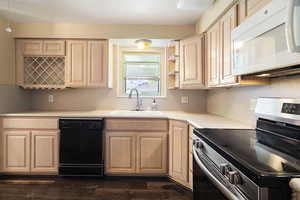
[167, 41, 180, 89]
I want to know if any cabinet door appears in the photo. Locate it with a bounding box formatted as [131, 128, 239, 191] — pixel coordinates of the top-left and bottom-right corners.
[22, 40, 43, 56]
[3, 130, 30, 173]
[188, 125, 194, 189]
[31, 130, 58, 174]
[247, 0, 272, 17]
[43, 40, 65, 56]
[169, 120, 188, 185]
[66, 40, 87, 87]
[87, 40, 108, 88]
[105, 132, 136, 174]
[180, 35, 205, 89]
[207, 22, 220, 87]
[136, 132, 167, 174]
[220, 5, 238, 85]
[238, 0, 247, 25]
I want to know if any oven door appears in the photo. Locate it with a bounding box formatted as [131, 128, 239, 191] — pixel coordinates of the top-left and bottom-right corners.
[193, 144, 248, 200]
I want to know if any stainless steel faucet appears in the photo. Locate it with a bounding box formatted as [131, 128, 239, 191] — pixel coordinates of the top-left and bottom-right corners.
[128, 88, 143, 111]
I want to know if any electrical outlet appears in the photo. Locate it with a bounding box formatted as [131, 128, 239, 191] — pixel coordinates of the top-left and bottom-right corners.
[250, 98, 257, 112]
[181, 96, 189, 104]
[48, 95, 54, 104]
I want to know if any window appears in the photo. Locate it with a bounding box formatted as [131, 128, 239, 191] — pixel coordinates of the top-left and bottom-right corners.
[118, 48, 165, 97]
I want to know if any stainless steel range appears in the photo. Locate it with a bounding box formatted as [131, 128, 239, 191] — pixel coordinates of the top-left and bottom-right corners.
[193, 98, 300, 200]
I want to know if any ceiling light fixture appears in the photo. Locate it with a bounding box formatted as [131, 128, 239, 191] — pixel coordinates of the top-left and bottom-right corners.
[135, 39, 152, 49]
[5, 0, 12, 33]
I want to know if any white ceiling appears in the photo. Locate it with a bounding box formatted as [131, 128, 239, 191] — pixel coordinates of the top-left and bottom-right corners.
[0, 0, 212, 25]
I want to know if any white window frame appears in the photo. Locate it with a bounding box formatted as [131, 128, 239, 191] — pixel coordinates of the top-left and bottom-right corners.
[116, 46, 167, 98]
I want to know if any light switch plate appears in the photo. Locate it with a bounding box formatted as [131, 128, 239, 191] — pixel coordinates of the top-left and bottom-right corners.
[181, 96, 189, 104]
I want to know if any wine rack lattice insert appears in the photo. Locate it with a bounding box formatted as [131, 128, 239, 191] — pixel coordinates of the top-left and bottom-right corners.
[24, 56, 65, 87]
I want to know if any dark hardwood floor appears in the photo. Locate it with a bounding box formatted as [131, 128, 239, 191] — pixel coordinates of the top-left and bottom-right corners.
[0, 176, 192, 200]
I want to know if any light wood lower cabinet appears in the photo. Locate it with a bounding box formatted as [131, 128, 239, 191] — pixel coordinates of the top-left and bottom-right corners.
[31, 131, 58, 173]
[105, 131, 168, 175]
[188, 125, 194, 189]
[137, 132, 167, 174]
[1, 125, 59, 174]
[3, 130, 31, 173]
[169, 120, 189, 186]
[105, 132, 136, 173]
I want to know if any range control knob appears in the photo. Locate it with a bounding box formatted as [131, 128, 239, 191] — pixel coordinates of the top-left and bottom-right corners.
[193, 139, 204, 149]
[228, 171, 242, 185]
[220, 163, 230, 176]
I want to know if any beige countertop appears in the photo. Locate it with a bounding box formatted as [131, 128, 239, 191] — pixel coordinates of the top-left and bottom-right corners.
[0, 110, 252, 129]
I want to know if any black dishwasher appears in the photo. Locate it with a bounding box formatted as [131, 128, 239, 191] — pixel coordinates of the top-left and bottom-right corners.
[59, 118, 104, 176]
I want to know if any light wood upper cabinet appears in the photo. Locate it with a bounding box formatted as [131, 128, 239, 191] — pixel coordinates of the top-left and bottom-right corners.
[105, 132, 136, 174]
[22, 40, 43, 56]
[21, 40, 65, 56]
[237, 0, 272, 25]
[87, 40, 108, 88]
[136, 132, 167, 174]
[206, 22, 220, 87]
[220, 5, 238, 85]
[66, 40, 108, 88]
[180, 35, 205, 89]
[66, 40, 88, 87]
[31, 130, 58, 173]
[246, 0, 272, 17]
[43, 40, 65, 56]
[3, 130, 31, 173]
[169, 120, 188, 185]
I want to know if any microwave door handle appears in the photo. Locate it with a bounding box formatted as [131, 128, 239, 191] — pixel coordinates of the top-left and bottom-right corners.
[286, 0, 300, 52]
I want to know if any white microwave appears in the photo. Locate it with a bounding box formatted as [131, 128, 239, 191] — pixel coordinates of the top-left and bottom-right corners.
[232, 0, 300, 76]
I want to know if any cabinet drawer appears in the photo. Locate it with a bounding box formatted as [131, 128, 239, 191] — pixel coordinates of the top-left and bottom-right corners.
[105, 119, 168, 131]
[2, 118, 58, 129]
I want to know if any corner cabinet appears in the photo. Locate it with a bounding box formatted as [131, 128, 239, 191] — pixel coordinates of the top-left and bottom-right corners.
[180, 35, 206, 89]
[169, 120, 189, 187]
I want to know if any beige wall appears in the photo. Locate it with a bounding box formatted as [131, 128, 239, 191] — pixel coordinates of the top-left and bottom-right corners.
[207, 76, 300, 126]
[0, 18, 14, 85]
[14, 23, 195, 39]
[31, 88, 207, 112]
[0, 17, 31, 113]
[196, 0, 234, 33]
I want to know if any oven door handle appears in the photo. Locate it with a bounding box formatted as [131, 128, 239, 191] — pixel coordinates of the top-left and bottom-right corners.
[193, 148, 240, 200]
